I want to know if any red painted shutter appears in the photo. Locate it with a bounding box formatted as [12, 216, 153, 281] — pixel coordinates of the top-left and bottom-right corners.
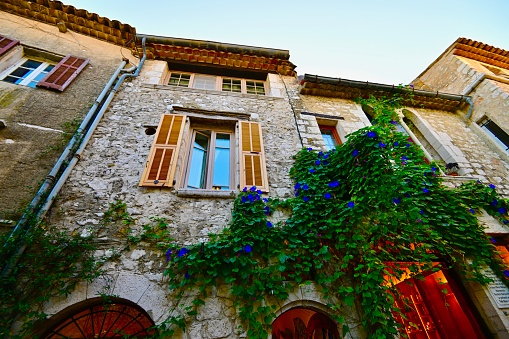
[0, 35, 20, 56]
[139, 114, 186, 187]
[36, 55, 89, 91]
[239, 121, 269, 192]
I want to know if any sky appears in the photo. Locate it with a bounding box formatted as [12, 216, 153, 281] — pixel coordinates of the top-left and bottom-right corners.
[63, 0, 509, 85]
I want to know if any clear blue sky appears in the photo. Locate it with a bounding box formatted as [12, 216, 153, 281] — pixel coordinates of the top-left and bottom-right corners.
[64, 0, 509, 85]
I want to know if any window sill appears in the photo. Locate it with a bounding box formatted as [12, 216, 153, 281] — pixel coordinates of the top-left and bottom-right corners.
[176, 189, 236, 199]
[141, 83, 283, 100]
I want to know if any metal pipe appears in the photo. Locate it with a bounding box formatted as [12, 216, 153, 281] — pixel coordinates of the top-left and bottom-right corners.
[461, 73, 485, 120]
[6, 60, 127, 241]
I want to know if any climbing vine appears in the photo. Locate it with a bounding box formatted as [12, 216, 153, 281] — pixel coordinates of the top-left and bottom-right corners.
[162, 94, 509, 338]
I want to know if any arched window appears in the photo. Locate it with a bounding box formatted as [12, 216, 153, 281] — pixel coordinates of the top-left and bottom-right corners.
[37, 298, 157, 338]
[272, 308, 340, 339]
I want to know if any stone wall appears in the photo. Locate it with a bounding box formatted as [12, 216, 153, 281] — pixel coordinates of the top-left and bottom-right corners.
[0, 11, 136, 222]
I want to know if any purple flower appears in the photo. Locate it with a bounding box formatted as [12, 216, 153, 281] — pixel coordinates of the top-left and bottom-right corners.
[367, 131, 377, 138]
[499, 207, 507, 215]
[257, 190, 263, 194]
[264, 206, 270, 215]
[347, 201, 355, 208]
[406, 143, 411, 147]
[166, 249, 172, 262]
[431, 167, 437, 172]
[315, 160, 321, 166]
[490, 238, 497, 244]
[419, 209, 425, 215]
[352, 150, 359, 157]
[328, 180, 340, 188]
[489, 184, 496, 189]
[178, 248, 190, 257]
[262, 198, 269, 203]
[409, 84, 414, 88]
[250, 186, 257, 191]
[303, 196, 310, 202]
[294, 182, 301, 190]
[504, 270, 509, 278]
[267, 221, 273, 228]
[247, 194, 255, 202]
[324, 193, 331, 199]
[244, 245, 252, 253]
[185, 271, 190, 279]
[379, 142, 386, 148]
[491, 199, 498, 207]
[469, 208, 475, 214]
[394, 141, 399, 147]
[417, 219, 422, 223]
[390, 120, 398, 125]
[242, 187, 248, 192]
[309, 169, 316, 174]
[423, 188, 429, 194]
[307, 147, 313, 151]
[392, 197, 401, 205]
[241, 196, 248, 203]
[302, 184, 309, 190]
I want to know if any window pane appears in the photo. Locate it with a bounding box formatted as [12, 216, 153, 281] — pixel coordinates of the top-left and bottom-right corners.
[212, 134, 230, 190]
[193, 75, 216, 90]
[188, 132, 209, 189]
[320, 128, 339, 151]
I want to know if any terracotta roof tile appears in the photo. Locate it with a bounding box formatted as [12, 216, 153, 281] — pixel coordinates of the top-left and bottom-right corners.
[0, 0, 136, 47]
[454, 38, 509, 70]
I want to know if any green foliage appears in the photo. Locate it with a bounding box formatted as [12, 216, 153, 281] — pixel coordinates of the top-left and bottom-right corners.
[162, 94, 509, 338]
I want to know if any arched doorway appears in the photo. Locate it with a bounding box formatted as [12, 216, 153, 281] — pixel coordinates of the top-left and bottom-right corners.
[36, 297, 157, 338]
[272, 308, 340, 339]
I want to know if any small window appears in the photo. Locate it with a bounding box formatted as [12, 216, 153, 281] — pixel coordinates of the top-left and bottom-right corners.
[246, 80, 265, 95]
[319, 125, 341, 151]
[187, 130, 232, 190]
[222, 78, 242, 93]
[478, 118, 509, 153]
[168, 72, 191, 87]
[1, 58, 54, 88]
[192, 75, 216, 90]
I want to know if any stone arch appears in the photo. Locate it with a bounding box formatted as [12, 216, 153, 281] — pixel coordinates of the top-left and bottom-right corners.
[34, 297, 157, 338]
[271, 300, 341, 339]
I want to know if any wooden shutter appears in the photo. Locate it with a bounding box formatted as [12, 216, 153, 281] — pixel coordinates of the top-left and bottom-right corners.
[36, 55, 89, 91]
[139, 114, 186, 187]
[0, 35, 20, 56]
[239, 121, 269, 192]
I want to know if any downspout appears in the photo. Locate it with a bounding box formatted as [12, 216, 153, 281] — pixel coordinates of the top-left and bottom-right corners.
[37, 38, 147, 218]
[2, 38, 147, 277]
[461, 73, 485, 120]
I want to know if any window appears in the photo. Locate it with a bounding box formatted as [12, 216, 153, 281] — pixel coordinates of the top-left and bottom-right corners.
[478, 117, 509, 153]
[1, 58, 54, 88]
[186, 129, 233, 190]
[139, 115, 269, 192]
[167, 72, 266, 95]
[0, 34, 89, 92]
[319, 125, 341, 151]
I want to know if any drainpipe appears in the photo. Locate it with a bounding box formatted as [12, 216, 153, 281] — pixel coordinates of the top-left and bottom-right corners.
[2, 38, 147, 277]
[461, 73, 485, 120]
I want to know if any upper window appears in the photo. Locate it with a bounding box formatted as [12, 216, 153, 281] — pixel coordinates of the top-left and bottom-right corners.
[1, 58, 54, 88]
[478, 117, 509, 153]
[319, 125, 341, 151]
[167, 72, 266, 95]
[186, 129, 233, 190]
[0, 34, 89, 92]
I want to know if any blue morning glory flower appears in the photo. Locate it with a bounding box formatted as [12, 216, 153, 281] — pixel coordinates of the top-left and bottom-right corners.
[323, 153, 329, 159]
[241, 196, 247, 203]
[504, 270, 509, 278]
[242, 187, 248, 192]
[499, 207, 507, 215]
[423, 188, 429, 194]
[257, 190, 263, 194]
[267, 221, 273, 228]
[250, 186, 257, 191]
[324, 193, 331, 199]
[352, 150, 359, 157]
[318, 151, 324, 157]
[390, 120, 398, 125]
[394, 141, 399, 147]
[347, 201, 355, 208]
[406, 143, 411, 147]
[489, 184, 496, 189]
[263, 198, 269, 203]
[303, 184, 309, 190]
[491, 199, 498, 206]
[315, 160, 321, 165]
[309, 169, 316, 173]
[166, 249, 171, 262]
[303, 196, 310, 202]
[328, 180, 340, 188]
[419, 209, 425, 215]
[307, 147, 313, 151]
[469, 208, 475, 214]
[392, 198, 401, 205]
[431, 167, 437, 172]
[490, 238, 497, 244]
[379, 142, 386, 148]
[504, 220, 509, 225]
[367, 131, 377, 138]
[244, 245, 252, 253]
[264, 206, 270, 215]
[295, 182, 301, 190]
[185, 271, 190, 279]
[178, 248, 190, 257]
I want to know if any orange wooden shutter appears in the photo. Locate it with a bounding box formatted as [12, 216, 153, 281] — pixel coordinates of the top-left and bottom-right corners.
[0, 35, 19, 57]
[37, 55, 89, 91]
[139, 114, 186, 187]
[239, 121, 269, 192]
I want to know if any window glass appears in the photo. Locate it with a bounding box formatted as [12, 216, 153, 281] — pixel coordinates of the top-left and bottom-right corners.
[319, 125, 340, 151]
[246, 81, 265, 95]
[193, 75, 216, 90]
[168, 73, 191, 87]
[212, 134, 231, 190]
[222, 78, 242, 93]
[1, 58, 54, 88]
[480, 119, 509, 153]
[188, 131, 209, 189]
